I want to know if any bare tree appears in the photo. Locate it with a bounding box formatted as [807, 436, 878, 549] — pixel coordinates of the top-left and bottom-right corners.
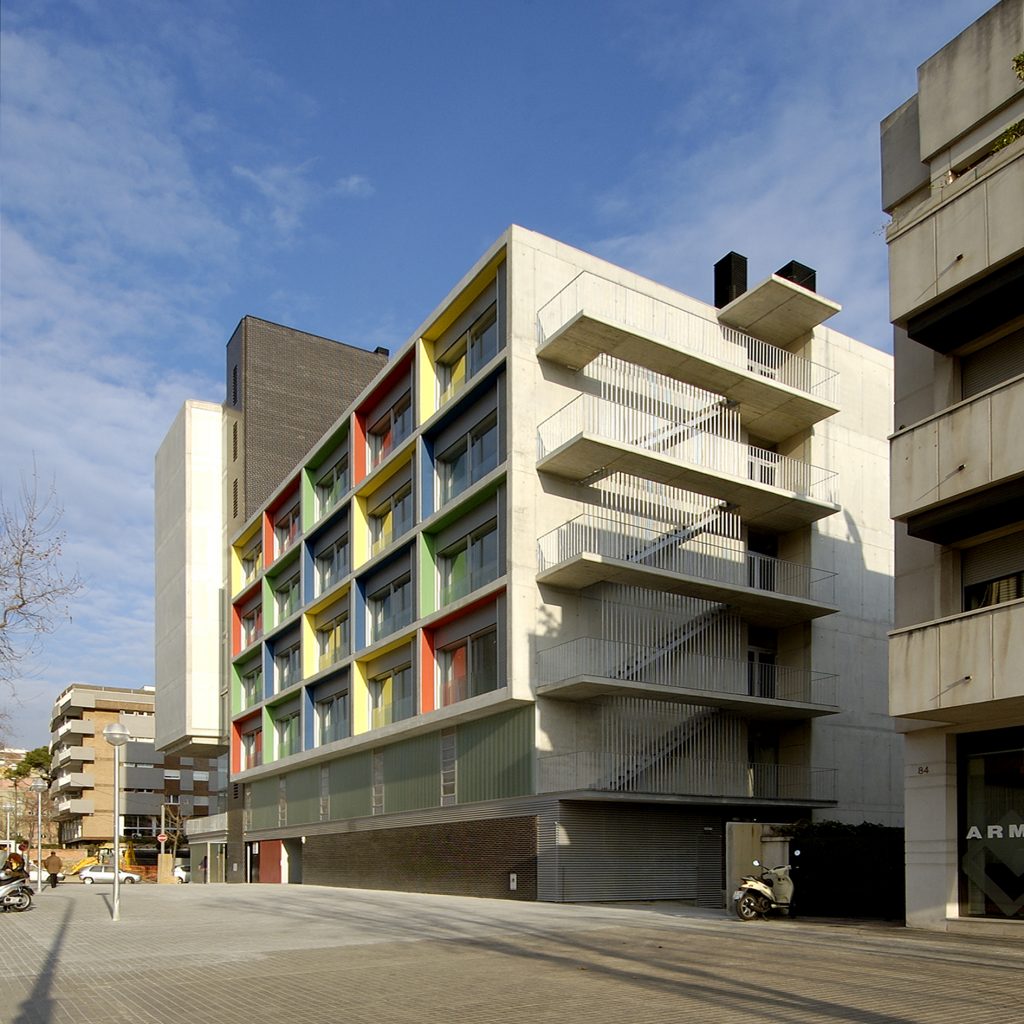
[0, 472, 83, 692]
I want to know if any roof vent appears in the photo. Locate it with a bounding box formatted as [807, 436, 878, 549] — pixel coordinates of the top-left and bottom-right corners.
[775, 260, 816, 293]
[714, 252, 748, 308]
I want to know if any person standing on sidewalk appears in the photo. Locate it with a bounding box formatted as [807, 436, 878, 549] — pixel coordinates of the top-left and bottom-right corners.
[44, 852, 63, 889]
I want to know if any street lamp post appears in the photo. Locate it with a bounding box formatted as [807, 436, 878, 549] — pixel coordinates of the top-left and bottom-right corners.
[102, 722, 131, 922]
[29, 778, 47, 895]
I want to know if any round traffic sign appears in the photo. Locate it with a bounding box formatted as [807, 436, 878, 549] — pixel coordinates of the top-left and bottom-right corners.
[157, 833, 169, 844]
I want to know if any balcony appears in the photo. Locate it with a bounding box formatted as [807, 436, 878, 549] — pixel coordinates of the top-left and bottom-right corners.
[537, 638, 837, 717]
[537, 272, 838, 442]
[537, 751, 836, 803]
[537, 395, 838, 531]
[889, 598, 1024, 723]
[53, 771, 94, 792]
[537, 514, 836, 627]
[890, 375, 1024, 544]
[54, 797, 95, 819]
[370, 695, 416, 729]
[440, 557, 500, 606]
[55, 719, 94, 741]
[53, 745, 96, 767]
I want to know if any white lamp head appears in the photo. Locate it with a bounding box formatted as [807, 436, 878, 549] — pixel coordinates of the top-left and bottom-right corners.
[103, 722, 131, 748]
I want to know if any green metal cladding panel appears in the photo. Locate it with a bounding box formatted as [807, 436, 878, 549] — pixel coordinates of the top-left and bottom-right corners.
[328, 751, 373, 820]
[383, 732, 441, 814]
[249, 777, 279, 831]
[285, 766, 319, 825]
[457, 707, 534, 803]
[418, 534, 437, 618]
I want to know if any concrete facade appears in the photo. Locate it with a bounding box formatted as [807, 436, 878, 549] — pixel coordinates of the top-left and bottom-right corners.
[170, 226, 900, 903]
[882, 0, 1024, 931]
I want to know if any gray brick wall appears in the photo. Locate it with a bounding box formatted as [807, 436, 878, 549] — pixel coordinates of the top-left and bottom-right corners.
[303, 816, 537, 899]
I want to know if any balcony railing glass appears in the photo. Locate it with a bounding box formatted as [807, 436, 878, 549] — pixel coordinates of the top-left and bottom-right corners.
[537, 271, 839, 404]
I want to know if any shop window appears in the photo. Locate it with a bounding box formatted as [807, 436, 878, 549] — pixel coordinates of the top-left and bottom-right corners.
[437, 627, 498, 707]
[439, 519, 498, 605]
[437, 414, 499, 505]
[370, 664, 414, 728]
[958, 728, 1024, 920]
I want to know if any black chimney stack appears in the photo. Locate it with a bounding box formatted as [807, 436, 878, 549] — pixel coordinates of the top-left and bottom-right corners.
[775, 260, 816, 293]
[714, 252, 748, 308]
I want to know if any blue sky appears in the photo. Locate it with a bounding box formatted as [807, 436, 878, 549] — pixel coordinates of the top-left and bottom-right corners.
[0, 0, 994, 748]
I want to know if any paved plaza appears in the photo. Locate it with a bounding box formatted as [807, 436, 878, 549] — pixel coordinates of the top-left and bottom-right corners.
[1, 882, 1020, 1024]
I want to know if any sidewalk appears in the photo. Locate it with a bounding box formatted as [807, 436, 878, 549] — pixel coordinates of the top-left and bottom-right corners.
[2, 883, 1019, 1023]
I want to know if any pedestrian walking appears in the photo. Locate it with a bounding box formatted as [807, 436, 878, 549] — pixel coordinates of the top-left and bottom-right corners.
[43, 852, 63, 889]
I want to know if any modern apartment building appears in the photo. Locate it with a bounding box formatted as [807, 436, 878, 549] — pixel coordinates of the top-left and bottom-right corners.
[882, 0, 1024, 931]
[168, 227, 899, 900]
[49, 684, 222, 848]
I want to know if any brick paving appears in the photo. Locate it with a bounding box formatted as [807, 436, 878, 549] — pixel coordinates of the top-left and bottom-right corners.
[0, 882, 1020, 1023]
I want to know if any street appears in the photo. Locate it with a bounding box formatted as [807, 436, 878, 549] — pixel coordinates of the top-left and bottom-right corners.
[1, 883, 1019, 1024]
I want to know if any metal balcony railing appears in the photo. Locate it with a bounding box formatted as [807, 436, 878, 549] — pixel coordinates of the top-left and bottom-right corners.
[537, 637, 838, 706]
[537, 751, 836, 801]
[537, 271, 839, 404]
[537, 394, 838, 504]
[537, 513, 836, 604]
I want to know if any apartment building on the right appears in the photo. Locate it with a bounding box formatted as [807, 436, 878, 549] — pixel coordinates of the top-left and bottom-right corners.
[882, 0, 1024, 930]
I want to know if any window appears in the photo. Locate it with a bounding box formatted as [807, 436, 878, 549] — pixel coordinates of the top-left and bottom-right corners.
[438, 414, 499, 505]
[370, 664, 414, 728]
[437, 627, 498, 707]
[316, 691, 349, 745]
[275, 642, 301, 690]
[438, 305, 499, 406]
[241, 666, 262, 707]
[193, 771, 210, 782]
[241, 728, 262, 769]
[369, 486, 413, 555]
[231, 365, 238, 405]
[369, 574, 412, 642]
[368, 392, 413, 468]
[274, 503, 301, 556]
[232, 422, 239, 461]
[316, 535, 349, 594]
[232, 479, 239, 519]
[274, 575, 300, 621]
[242, 543, 263, 584]
[241, 606, 263, 648]
[964, 573, 1024, 611]
[276, 712, 300, 758]
[439, 519, 499, 605]
[317, 456, 349, 517]
[317, 613, 349, 671]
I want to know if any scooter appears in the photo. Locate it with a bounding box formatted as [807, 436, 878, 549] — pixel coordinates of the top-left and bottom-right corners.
[0, 874, 33, 912]
[732, 851, 799, 921]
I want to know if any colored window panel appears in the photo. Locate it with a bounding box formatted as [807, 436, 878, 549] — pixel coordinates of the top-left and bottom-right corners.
[317, 614, 350, 671]
[370, 664, 414, 728]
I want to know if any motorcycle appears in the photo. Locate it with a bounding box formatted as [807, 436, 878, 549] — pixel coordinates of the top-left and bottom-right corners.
[0, 874, 33, 912]
[732, 851, 799, 921]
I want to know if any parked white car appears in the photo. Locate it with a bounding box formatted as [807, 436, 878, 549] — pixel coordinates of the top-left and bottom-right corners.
[80, 864, 141, 885]
[173, 865, 190, 883]
[25, 865, 66, 883]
